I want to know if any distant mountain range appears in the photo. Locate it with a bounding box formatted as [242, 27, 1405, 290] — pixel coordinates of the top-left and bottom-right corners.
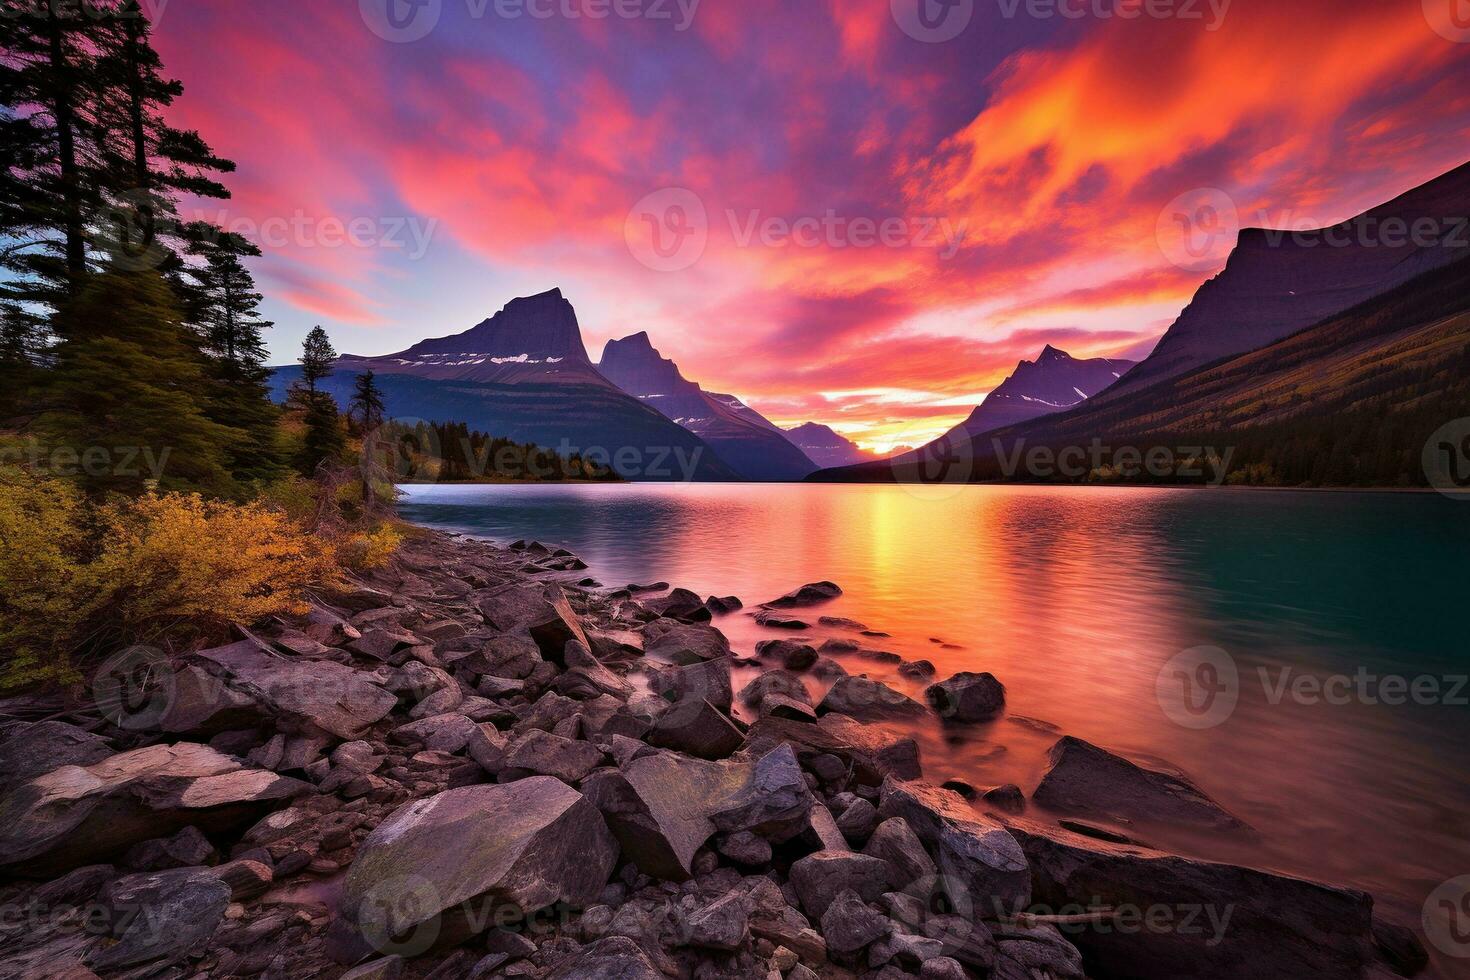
[1103, 161, 1470, 399]
[597, 332, 817, 481]
[928, 346, 1134, 448]
[269, 289, 738, 481]
[784, 423, 872, 469]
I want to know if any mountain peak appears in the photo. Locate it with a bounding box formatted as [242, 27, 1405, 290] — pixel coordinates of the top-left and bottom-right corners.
[1038, 344, 1071, 361]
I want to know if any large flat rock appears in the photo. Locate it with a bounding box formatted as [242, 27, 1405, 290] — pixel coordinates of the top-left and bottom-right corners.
[1032, 736, 1247, 832]
[192, 639, 397, 740]
[0, 742, 310, 876]
[1007, 820, 1378, 979]
[329, 777, 616, 962]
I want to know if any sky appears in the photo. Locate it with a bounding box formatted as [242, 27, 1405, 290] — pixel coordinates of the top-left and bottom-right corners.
[152, 0, 1470, 453]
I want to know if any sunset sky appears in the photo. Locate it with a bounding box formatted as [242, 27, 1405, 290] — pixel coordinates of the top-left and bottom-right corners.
[155, 0, 1470, 452]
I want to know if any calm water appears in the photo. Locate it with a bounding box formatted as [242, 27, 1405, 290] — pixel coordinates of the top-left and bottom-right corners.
[400, 482, 1469, 937]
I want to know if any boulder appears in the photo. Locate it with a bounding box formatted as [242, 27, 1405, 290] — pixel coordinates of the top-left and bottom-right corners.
[453, 633, 542, 680]
[546, 936, 662, 980]
[817, 676, 928, 721]
[762, 693, 818, 723]
[981, 784, 1026, 814]
[328, 779, 617, 962]
[155, 665, 268, 735]
[583, 745, 812, 881]
[680, 893, 750, 950]
[0, 721, 113, 784]
[821, 889, 891, 957]
[925, 672, 1006, 723]
[648, 656, 733, 714]
[556, 641, 634, 700]
[499, 730, 605, 785]
[646, 698, 744, 760]
[476, 585, 590, 662]
[756, 640, 817, 671]
[0, 742, 309, 876]
[123, 825, 216, 871]
[87, 867, 231, 972]
[642, 620, 731, 665]
[643, 588, 710, 622]
[390, 712, 478, 753]
[192, 639, 396, 740]
[835, 797, 879, 844]
[1008, 820, 1377, 979]
[716, 831, 773, 865]
[744, 715, 922, 784]
[705, 595, 743, 615]
[862, 817, 936, 890]
[878, 778, 1030, 909]
[738, 670, 810, 709]
[753, 610, 810, 629]
[1032, 736, 1247, 831]
[762, 582, 843, 608]
[789, 851, 889, 919]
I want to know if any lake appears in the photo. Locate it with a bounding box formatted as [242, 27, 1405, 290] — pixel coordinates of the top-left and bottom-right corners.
[400, 481, 1470, 946]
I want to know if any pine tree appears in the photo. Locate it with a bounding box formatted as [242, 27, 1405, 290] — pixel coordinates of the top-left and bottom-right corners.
[348, 370, 386, 435]
[41, 265, 235, 495]
[298, 325, 336, 398]
[293, 327, 343, 475]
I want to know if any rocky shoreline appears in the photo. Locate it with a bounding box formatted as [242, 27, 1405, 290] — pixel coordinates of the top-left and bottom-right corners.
[0, 529, 1431, 979]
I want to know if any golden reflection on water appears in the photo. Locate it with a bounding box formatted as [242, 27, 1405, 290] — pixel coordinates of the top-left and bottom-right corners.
[402, 481, 1470, 926]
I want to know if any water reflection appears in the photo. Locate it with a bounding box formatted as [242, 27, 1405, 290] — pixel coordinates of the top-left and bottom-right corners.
[401, 482, 1470, 926]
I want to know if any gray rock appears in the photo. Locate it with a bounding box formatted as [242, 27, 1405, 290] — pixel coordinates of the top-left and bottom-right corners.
[744, 715, 922, 784]
[835, 797, 879, 844]
[0, 721, 112, 783]
[642, 620, 731, 665]
[328, 778, 617, 962]
[390, 712, 478, 753]
[821, 889, 890, 957]
[0, 742, 309, 876]
[499, 730, 604, 785]
[88, 867, 231, 971]
[546, 936, 662, 979]
[644, 587, 710, 622]
[817, 677, 928, 721]
[466, 723, 510, 775]
[340, 955, 405, 980]
[738, 670, 809, 709]
[863, 817, 937, 891]
[789, 851, 889, 919]
[981, 784, 1026, 814]
[925, 672, 1006, 722]
[990, 922, 1085, 980]
[871, 929, 945, 969]
[878, 778, 1030, 909]
[1032, 736, 1248, 831]
[761, 692, 818, 723]
[455, 633, 542, 680]
[583, 745, 811, 882]
[1009, 819, 1376, 979]
[155, 665, 268, 735]
[918, 956, 967, 980]
[192, 638, 396, 739]
[557, 640, 634, 700]
[705, 596, 743, 615]
[123, 825, 216, 871]
[475, 585, 590, 662]
[649, 657, 733, 714]
[755, 640, 818, 671]
[682, 893, 749, 951]
[716, 831, 772, 865]
[646, 698, 744, 760]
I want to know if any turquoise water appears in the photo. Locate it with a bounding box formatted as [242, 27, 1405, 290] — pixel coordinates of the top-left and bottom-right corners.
[400, 482, 1470, 935]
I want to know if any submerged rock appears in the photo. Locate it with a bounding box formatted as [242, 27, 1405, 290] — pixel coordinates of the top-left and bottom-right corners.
[1008, 819, 1377, 979]
[1032, 736, 1248, 831]
[762, 581, 843, 608]
[925, 672, 1006, 722]
[817, 676, 928, 721]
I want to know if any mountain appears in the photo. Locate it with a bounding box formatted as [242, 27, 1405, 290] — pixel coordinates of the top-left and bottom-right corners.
[597, 332, 817, 481]
[269, 289, 738, 482]
[1103, 161, 1470, 399]
[815, 252, 1470, 487]
[940, 346, 1135, 441]
[784, 423, 872, 469]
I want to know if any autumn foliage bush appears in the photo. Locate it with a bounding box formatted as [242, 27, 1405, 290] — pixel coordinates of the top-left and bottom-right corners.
[0, 469, 342, 689]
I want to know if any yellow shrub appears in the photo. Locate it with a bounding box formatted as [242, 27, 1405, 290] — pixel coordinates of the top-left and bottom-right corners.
[0, 471, 341, 690]
[0, 469, 91, 687]
[338, 522, 403, 572]
[85, 492, 341, 643]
